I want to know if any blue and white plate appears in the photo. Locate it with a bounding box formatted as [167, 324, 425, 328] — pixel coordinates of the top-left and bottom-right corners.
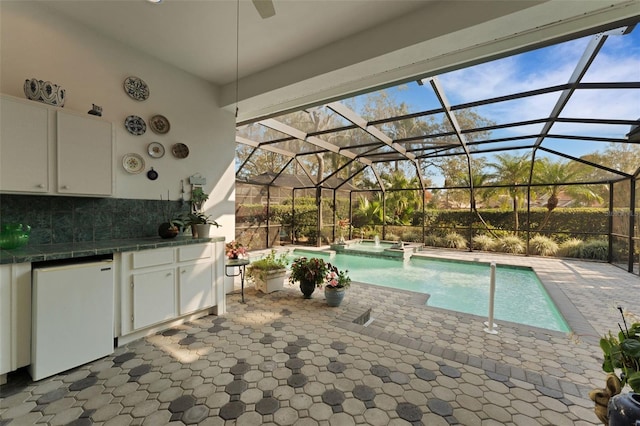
[125, 115, 146, 135]
[123, 76, 149, 101]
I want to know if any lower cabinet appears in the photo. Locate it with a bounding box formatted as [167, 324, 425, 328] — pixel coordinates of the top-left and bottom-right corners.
[117, 242, 224, 341]
[0, 263, 31, 382]
[132, 268, 176, 330]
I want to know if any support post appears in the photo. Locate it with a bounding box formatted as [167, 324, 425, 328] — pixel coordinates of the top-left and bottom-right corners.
[484, 262, 499, 334]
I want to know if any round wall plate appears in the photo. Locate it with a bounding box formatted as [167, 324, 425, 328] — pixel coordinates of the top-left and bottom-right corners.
[149, 115, 170, 134]
[147, 142, 165, 158]
[123, 76, 149, 101]
[124, 115, 146, 135]
[122, 153, 145, 174]
[171, 143, 189, 159]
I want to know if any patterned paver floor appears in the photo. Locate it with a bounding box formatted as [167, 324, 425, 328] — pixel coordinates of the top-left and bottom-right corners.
[1, 248, 638, 425]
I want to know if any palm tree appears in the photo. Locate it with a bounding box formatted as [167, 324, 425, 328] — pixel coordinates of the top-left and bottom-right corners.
[487, 153, 532, 234]
[534, 158, 603, 230]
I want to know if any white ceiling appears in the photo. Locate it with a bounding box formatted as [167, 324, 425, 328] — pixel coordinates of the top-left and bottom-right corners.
[40, 0, 431, 85]
[40, 0, 640, 122]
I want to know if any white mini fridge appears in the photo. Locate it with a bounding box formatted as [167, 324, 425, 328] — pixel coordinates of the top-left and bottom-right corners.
[30, 259, 114, 381]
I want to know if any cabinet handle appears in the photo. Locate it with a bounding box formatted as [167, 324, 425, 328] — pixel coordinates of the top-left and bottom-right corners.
[166, 272, 172, 277]
[181, 269, 186, 274]
[37, 184, 44, 188]
[61, 185, 69, 190]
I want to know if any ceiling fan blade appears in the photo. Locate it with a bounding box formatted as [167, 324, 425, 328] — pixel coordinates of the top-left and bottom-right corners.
[252, 0, 275, 19]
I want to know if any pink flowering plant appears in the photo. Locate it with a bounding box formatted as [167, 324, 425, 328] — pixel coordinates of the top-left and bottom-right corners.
[225, 240, 247, 259]
[325, 264, 351, 289]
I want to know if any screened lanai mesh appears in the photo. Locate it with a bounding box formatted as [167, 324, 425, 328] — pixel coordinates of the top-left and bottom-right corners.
[235, 22, 640, 275]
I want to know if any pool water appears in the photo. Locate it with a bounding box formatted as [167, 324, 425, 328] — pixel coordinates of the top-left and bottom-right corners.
[292, 249, 570, 332]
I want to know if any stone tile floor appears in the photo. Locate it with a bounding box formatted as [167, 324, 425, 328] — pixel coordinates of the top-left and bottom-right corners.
[1, 249, 638, 425]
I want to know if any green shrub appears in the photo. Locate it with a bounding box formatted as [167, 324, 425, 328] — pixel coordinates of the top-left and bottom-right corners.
[472, 234, 496, 251]
[401, 230, 422, 242]
[529, 235, 559, 256]
[497, 235, 525, 254]
[385, 233, 400, 242]
[424, 234, 443, 247]
[559, 238, 583, 257]
[444, 232, 467, 249]
[580, 239, 608, 260]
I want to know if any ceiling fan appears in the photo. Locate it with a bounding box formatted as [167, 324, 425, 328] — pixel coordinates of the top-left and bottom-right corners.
[251, 0, 276, 19]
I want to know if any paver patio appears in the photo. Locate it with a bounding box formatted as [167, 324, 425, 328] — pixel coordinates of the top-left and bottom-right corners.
[1, 249, 637, 425]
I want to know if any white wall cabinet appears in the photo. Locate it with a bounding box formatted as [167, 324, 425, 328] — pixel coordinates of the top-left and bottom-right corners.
[57, 110, 114, 196]
[0, 97, 50, 193]
[117, 242, 225, 343]
[0, 263, 31, 383]
[0, 94, 114, 197]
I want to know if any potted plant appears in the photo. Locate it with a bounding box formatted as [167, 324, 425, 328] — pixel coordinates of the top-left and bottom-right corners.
[158, 193, 185, 239]
[590, 306, 640, 425]
[288, 256, 329, 299]
[247, 249, 289, 293]
[323, 264, 350, 307]
[191, 187, 208, 212]
[225, 240, 247, 259]
[184, 212, 220, 238]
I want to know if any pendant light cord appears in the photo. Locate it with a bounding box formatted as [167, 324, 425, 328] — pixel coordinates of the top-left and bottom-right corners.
[235, 0, 240, 119]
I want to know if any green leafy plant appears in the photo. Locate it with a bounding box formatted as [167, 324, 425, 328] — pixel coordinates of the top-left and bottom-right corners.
[247, 250, 288, 281]
[529, 235, 559, 256]
[183, 212, 220, 227]
[497, 235, 525, 254]
[444, 232, 467, 249]
[289, 257, 329, 288]
[599, 307, 640, 393]
[580, 239, 608, 261]
[472, 234, 495, 251]
[559, 237, 583, 257]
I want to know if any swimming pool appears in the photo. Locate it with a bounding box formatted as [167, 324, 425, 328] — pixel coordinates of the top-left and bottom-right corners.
[292, 249, 570, 332]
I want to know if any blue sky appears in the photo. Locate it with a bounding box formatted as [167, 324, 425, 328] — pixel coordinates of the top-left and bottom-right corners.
[345, 25, 640, 163]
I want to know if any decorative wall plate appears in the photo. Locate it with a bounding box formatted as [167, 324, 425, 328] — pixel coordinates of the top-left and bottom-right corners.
[124, 115, 146, 135]
[122, 153, 145, 174]
[149, 115, 170, 134]
[123, 76, 149, 101]
[147, 142, 165, 158]
[171, 143, 189, 159]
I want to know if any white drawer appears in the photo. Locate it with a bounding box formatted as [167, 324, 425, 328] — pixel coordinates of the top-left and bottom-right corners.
[131, 248, 174, 269]
[178, 244, 212, 262]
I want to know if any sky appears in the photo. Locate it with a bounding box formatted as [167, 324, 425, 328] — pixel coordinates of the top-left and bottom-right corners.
[345, 25, 640, 163]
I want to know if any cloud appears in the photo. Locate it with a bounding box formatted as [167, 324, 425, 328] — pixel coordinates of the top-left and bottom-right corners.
[435, 31, 639, 139]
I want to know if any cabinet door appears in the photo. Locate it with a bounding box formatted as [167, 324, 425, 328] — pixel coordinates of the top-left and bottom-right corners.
[178, 263, 213, 315]
[57, 110, 113, 196]
[0, 263, 31, 376]
[0, 266, 11, 375]
[132, 269, 175, 330]
[0, 97, 49, 193]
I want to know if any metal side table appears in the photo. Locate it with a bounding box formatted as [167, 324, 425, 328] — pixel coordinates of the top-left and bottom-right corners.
[225, 258, 250, 303]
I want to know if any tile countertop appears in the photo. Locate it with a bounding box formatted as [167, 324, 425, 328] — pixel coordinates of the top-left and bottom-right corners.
[0, 236, 226, 265]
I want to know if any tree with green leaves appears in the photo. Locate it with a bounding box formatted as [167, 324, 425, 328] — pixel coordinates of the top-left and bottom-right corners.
[533, 157, 603, 230]
[486, 152, 532, 234]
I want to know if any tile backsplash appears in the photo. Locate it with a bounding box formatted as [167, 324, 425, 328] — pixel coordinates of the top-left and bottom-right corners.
[0, 194, 189, 245]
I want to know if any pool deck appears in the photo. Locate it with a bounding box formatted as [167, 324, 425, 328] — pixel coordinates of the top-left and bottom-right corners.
[1, 248, 638, 425]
